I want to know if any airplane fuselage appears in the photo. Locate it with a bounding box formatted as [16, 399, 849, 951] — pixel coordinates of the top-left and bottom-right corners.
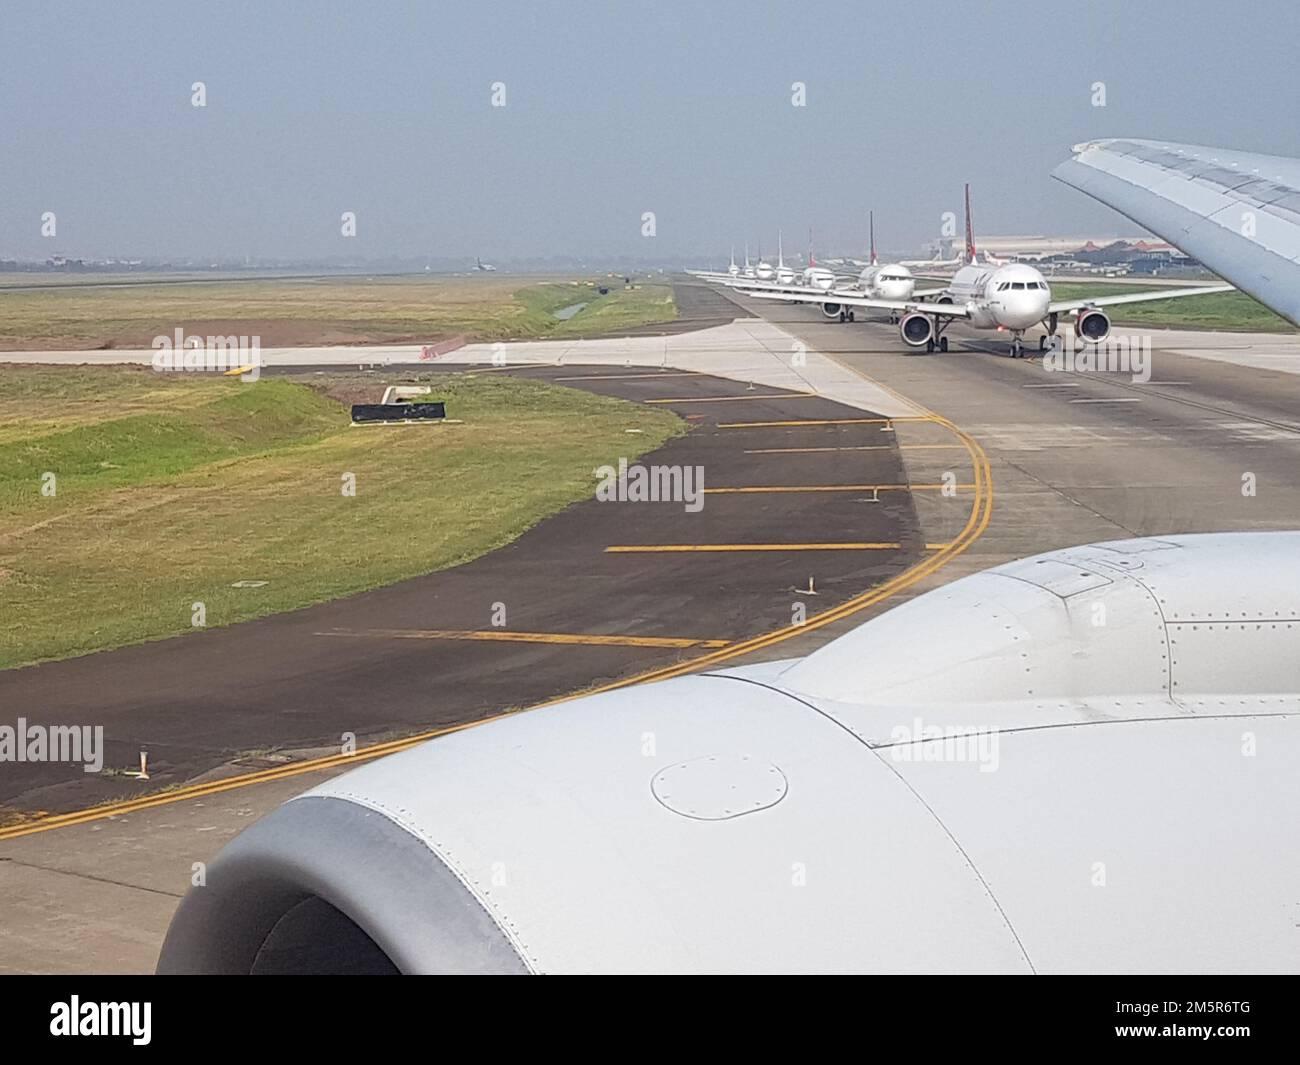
[855, 263, 917, 302]
[941, 262, 1051, 331]
[802, 267, 837, 291]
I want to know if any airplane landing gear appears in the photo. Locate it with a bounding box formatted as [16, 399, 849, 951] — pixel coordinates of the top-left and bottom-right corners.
[848, 310, 856, 322]
[1039, 312, 1059, 353]
[1010, 332, 1025, 358]
[939, 336, 949, 352]
[838, 310, 847, 322]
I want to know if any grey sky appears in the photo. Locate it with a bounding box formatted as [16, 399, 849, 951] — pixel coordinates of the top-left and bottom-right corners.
[3, 0, 1297, 262]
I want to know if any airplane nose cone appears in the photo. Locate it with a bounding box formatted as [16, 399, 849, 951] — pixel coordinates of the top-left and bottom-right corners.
[1002, 294, 1050, 329]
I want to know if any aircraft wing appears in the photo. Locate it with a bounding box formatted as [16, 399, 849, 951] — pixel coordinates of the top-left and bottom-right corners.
[1048, 283, 1233, 316]
[743, 288, 973, 317]
[1053, 138, 1300, 325]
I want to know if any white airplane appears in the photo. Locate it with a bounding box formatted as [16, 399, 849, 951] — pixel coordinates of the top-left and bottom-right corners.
[818, 212, 945, 323]
[774, 231, 796, 286]
[800, 231, 837, 291]
[159, 531, 1300, 974]
[474, 257, 497, 272]
[741, 184, 1234, 357]
[689, 234, 812, 292]
[900, 247, 964, 269]
[715, 214, 941, 322]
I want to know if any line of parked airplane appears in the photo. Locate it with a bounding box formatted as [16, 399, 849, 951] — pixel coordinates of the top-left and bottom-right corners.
[691, 186, 1233, 357]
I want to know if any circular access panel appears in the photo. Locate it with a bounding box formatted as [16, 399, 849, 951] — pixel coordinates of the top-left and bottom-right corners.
[651, 754, 788, 821]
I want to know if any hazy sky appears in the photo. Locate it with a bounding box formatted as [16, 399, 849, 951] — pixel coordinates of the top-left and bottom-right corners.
[3, 0, 1298, 262]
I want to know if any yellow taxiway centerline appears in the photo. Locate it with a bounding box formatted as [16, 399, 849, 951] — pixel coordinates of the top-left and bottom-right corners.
[744, 443, 968, 454]
[645, 392, 818, 404]
[554, 371, 703, 381]
[605, 542, 952, 552]
[315, 628, 729, 649]
[716, 416, 933, 429]
[0, 360, 991, 842]
[703, 484, 974, 494]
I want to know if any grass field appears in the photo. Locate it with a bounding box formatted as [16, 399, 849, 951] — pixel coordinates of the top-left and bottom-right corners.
[1046, 282, 1294, 332]
[0, 365, 684, 668]
[0, 273, 678, 350]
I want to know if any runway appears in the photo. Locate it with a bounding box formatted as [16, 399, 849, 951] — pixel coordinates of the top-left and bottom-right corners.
[714, 282, 1300, 580]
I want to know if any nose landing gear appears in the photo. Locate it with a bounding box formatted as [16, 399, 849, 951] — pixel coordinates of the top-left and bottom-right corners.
[1038, 312, 1059, 353]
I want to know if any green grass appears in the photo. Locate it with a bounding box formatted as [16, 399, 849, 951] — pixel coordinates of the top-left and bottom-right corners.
[0, 365, 684, 668]
[1047, 282, 1294, 332]
[0, 274, 678, 350]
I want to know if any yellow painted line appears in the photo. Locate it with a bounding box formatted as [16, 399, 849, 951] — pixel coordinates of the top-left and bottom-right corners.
[0, 368, 991, 843]
[554, 371, 702, 381]
[222, 365, 256, 377]
[316, 628, 729, 649]
[703, 484, 974, 494]
[645, 392, 818, 404]
[745, 444, 968, 454]
[605, 542, 955, 553]
[717, 416, 933, 429]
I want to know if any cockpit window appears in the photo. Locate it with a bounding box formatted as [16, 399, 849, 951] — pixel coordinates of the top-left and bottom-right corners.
[1011, 282, 1025, 289]
[997, 282, 1009, 291]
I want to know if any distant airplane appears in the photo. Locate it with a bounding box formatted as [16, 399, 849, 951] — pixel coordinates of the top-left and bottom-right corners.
[801, 230, 837, 291]
[474, 257, 497, 272]
[775, 231, 796, 286]
[691, 219, 936, 316]
[741, 184, 1233, 357]
[1054, 138, 1300, 326]
[822, 211, 947, 322]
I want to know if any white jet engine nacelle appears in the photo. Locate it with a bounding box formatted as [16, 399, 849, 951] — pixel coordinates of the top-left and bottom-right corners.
[157, 533, 1300, 974]
[899, 311, 934, 347]
[1075, 307, 1111, 343]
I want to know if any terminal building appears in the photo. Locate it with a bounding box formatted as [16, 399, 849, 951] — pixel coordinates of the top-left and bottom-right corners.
[921, 235, 1205, 277]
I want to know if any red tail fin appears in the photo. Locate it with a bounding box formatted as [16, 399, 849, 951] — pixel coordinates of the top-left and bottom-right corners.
[869, 211, 877, 266]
